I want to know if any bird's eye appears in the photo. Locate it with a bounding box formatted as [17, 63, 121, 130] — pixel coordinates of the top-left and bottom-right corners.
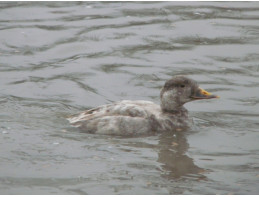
[180, 84, 185, 88]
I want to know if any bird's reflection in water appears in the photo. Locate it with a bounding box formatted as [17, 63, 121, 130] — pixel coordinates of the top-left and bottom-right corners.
[157, 131, 207, 181]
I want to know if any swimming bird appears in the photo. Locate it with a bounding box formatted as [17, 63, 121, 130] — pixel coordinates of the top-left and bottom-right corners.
[68, 76, 219, 135]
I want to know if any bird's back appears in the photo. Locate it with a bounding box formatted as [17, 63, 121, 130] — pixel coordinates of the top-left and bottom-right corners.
[67, 100, 161, 135]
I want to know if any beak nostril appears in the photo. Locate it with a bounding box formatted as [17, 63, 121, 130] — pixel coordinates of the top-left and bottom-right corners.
[202, 90, 208, 95]
[191, 87, 218, 99]
[200, 89, 212, 96]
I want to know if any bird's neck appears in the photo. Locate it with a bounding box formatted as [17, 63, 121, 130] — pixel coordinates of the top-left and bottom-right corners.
[160, 89, 187, 114]
[160, 99, 184, 114]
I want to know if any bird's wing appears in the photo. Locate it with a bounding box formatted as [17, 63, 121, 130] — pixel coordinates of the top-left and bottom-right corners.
[67, 100, 155, 124]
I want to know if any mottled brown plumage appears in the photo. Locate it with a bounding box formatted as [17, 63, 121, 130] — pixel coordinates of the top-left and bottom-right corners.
[68, 76, 218, 135]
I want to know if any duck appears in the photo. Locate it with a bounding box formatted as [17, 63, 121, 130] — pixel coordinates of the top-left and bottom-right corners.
[67, 76, 219, 135]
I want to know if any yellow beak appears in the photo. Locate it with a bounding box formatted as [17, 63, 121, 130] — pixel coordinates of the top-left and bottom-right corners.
[191, 88, 220, 99]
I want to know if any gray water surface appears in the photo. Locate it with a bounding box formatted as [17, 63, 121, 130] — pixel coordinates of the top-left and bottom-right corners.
[0, 1, 259, 194]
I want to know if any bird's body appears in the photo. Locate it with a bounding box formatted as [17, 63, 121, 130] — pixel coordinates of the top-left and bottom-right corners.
[68, 76, 219, 135]
[68, 100, 190, 135]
